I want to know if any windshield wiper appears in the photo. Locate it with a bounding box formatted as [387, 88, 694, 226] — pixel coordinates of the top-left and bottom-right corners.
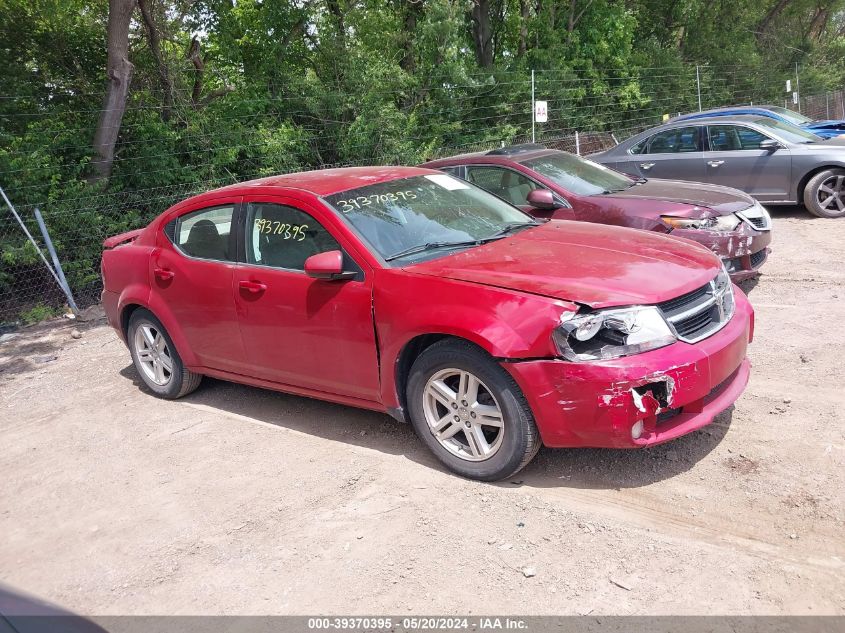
[384, 240, 482, 262]
[384, 223, 539, 262]
[483, 221, 539, 240]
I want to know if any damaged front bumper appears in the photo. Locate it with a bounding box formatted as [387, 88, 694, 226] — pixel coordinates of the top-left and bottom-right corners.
[504, 289, 754, 449]
[672, 224, 772, 283]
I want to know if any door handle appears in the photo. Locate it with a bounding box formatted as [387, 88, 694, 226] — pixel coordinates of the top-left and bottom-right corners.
[154, 267, 175, 281]
[708, 160, 725, 167]
[239, 280, 267, 294]
[640, 162, 655, 170]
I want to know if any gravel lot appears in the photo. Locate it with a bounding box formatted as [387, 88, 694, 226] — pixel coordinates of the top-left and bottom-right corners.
[1, 208, 843, 615]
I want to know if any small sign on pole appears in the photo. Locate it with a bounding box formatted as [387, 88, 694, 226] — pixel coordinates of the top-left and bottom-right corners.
[786, 79, 792, 92]
[793, 91, 799, 105]
[534, 100, 548, 123]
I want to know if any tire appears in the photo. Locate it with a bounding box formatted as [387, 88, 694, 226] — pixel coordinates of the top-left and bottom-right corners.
[406, 339, 541, 481]
[127, 308, 201, 399]
[803, 168, 845, 218]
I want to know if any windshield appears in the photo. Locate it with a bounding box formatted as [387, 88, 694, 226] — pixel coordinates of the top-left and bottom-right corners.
[754, 116, 821, 143]
[521, 151, 633, 195]
[763, 105, 813, 125]
[323, 174, 536, 263]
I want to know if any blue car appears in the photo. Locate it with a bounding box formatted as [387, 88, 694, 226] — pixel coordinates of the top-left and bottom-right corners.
[672, 105, 845, 139]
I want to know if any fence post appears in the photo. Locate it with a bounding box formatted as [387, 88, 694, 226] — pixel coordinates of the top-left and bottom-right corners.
[695, 65, 702, 112]
[531, 69, 535, 143]
[0, 185, 64, 290]
[795, 62, 801, 113]
[575, 131, 580, 156]
[34, 208, 79, 316]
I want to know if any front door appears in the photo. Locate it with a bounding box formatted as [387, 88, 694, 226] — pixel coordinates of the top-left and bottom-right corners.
[463, 165, 575, 220]
[704, 124, 792, 200]
[151, 198, 248, 372]
[232, 198, 381, 402]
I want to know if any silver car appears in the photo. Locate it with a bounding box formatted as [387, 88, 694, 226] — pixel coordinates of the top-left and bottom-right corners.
[591, 115, 845, 218]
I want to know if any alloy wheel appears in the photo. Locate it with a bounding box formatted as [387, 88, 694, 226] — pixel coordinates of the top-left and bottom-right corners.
[133, 323, 173, 386]
[422, 368, 504, 462]
[817, 174, 845, 213]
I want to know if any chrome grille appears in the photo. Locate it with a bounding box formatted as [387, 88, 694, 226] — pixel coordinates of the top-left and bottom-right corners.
[737, 204, 772, 231]
[657, 275, 735, 344]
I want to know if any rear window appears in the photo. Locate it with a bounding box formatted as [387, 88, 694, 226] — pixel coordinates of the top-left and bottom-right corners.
[167, 205, 235, 261]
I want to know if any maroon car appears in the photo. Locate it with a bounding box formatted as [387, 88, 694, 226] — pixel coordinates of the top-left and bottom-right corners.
[422, 144, 772, 281]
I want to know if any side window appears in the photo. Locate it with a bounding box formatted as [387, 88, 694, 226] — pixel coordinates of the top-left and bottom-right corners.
[438, 166, 462, 178]
[172, 205, 234, 261]
[708, 125, 768, 151]
[246, 202, 340, 271]
[465, 166, 538, 206]
[643, 126, 702, 154]
[629, 139, 647, 155]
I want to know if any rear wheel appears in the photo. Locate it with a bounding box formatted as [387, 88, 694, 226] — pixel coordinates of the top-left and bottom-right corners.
[128, 309, 201, 399]
[407, 339, 540, 481]
[804, 168, 845, 218]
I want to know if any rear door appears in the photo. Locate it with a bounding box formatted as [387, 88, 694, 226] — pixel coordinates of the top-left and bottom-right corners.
[152, 196, 248, 372]
[615, 125, 706, 181]
[703, 124, 792, 200]
[232, 196, 381, 402]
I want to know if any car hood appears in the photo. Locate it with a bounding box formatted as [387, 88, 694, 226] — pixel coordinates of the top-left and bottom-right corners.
[804, 120, 845, 130]
[408, 221, 720, 309]
[811, 135, 845, 147]
[598, 178, 755, 215]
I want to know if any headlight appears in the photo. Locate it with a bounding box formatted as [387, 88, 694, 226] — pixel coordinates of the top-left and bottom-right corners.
[714, 265, 736, 319]
[662, 214, 741, 231]
[553, 306, 677, 362]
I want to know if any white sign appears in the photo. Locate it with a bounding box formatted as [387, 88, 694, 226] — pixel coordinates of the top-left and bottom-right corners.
[786, 79, 792, 92]
[424, 174, 469, 190]
[534, 100, 548, 123]
[793, 91, 799, 104]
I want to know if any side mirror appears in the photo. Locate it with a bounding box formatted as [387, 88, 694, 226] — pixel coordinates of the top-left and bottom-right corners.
[759, 139, 782, 151]
[526, 188, 560, 211]
[304, 250, 356, 280]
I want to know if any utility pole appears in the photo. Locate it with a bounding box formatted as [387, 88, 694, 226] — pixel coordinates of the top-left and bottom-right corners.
[795, 62, 801, 113]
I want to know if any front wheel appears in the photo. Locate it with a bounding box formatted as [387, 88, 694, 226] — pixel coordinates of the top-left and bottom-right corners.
[804, 168, 845, 218]
[128, 308, 201, 399]
[407, 339, 541, 481]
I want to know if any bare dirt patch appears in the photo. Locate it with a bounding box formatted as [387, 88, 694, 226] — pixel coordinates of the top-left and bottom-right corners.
[1, 208, 843, 615]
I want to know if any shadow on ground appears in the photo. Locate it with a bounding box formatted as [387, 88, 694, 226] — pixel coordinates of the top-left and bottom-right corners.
[119, 362, 733, 490]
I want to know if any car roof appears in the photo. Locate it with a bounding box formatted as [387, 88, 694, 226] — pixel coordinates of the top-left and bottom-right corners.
[660, 114, 771, 127]
[423, 144, 557, 167]
[669, 107, 779, 123]
[184, 166, 438, 204]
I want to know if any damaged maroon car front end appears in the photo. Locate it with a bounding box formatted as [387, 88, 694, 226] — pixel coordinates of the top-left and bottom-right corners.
[422, 146, 773, 282]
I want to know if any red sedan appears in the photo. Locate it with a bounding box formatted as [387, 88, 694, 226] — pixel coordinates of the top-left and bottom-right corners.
[422, 145, 772, 282]
[101, 167, 753, 481]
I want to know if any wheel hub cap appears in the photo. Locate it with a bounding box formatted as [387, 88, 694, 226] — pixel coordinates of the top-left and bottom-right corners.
[133, 324, 173, 387]
[818, 175, 845, 213]
[422, 368, 504, 462]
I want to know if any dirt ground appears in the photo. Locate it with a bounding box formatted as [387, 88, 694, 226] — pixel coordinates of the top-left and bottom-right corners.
[1, 207, 843, 616]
